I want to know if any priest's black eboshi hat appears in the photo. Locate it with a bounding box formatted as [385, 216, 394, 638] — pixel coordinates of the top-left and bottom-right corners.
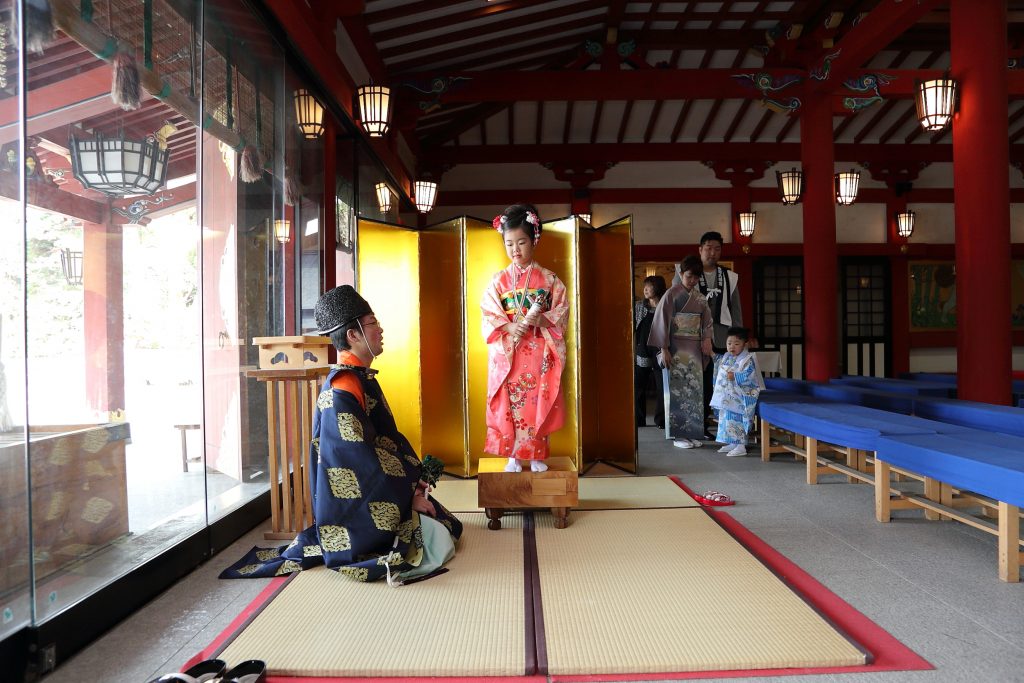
[314, 285, 373, 335]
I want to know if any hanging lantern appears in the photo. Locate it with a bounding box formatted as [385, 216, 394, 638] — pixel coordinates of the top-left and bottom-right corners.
[414, 180, 437, 213]
[776, 167, 803, 205]
[738, 211, 756, 237]
[915, 77, 957, 131]
[60, 248, 83, 286]
[896, 210, 915, 238]
[357, 85, 391, 137]
[274, 219, 291, 243]
[69, 133, 169, 196]
[834, 169, 860, 206]
[375, 182, 392, 213]
[294, 88, 324, 139]
[577, 213, 591, 224]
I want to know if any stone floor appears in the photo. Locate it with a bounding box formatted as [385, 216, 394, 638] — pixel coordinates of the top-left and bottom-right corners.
[41, 425, 1024, 683]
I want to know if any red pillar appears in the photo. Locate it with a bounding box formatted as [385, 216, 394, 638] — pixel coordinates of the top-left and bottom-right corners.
[800, 94, 839, 380]
[887, 190, 910, 377]
[729, 182, 755, 342]
[952, 0, 1011, 404]
[83, 220, 125, 415]
[322, 117, 337, 292]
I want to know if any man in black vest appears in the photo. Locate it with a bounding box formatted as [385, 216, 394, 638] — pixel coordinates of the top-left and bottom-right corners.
[674, 231, 743, 438]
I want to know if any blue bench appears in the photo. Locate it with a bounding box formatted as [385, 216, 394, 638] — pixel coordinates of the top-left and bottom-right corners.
[806, 383, 916, 414]
[874, 431, 1024, 582]
[832, 376, 956, 398]
[764, 377, 814, 394]
[912, 396, 1024, 438]
[757, 402, 971, 484]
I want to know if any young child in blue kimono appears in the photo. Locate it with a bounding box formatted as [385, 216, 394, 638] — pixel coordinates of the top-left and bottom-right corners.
[710, 327, 765, 456]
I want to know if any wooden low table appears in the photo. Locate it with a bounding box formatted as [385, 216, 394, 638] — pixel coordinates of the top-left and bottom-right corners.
[477, 456, 579, 530]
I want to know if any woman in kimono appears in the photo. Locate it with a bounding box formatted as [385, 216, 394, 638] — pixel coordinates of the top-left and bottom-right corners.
[648, 255, 713, 449]
[481, 204, 569, 473]
[711, 326, 765, 456]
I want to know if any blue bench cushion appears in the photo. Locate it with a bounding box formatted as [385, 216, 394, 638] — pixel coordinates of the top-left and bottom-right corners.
[757, 402, 967, 452]
[806, 383, 916, 414]
[764, 377, 813, 394]
[757, 390, 816, 406]
[874, 432, 1024, 508]
[913, 397, 1024, 438]
[832, 376, 956, 398]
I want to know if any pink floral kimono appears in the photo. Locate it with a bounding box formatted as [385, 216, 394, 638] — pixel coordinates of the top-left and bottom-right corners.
[481, 263, 569, 460]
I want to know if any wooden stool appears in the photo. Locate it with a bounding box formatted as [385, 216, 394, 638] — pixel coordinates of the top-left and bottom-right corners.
[477, 456, 579, 530]
[173, 423, 200, 472]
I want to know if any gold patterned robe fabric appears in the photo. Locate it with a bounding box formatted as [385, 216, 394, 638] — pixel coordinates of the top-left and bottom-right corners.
[220, 364, 463, 581]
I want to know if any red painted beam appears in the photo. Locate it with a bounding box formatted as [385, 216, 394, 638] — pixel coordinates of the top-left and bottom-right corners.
[811, 0, 944, 93]
[435, 186, 1021, 207]
[0, 65, 113, 144]
[428, 142, 978, 165]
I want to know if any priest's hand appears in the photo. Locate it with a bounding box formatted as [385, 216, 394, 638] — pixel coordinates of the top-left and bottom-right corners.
[660, 348, 672, 367]
[412, 491, 436, 517]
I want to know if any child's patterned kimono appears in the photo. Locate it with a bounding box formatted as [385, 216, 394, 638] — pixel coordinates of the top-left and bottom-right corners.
[710, 349, 765, 445]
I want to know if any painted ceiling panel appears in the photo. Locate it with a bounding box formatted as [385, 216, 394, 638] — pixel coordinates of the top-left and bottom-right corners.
[596, 101, 630, 143]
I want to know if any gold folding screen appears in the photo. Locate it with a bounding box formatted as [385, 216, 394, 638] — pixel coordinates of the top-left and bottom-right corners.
[356, 214, 635, 477]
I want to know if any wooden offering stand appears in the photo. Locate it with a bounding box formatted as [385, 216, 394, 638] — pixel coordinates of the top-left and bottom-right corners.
[477, 456, 579, 529]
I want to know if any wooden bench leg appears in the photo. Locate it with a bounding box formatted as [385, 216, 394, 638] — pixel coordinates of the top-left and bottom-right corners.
[875, 460, 891, 522]
[845, 448, 859, 484]
[761, 419, 771, 462]
[924, 477, 942, 521]
[939, 482, 954, 521]
[998, 502, 1021, 583]
[806, 437, 819, 485]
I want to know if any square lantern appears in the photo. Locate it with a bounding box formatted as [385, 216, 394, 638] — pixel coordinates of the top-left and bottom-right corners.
[896, 210, 915, 238]
[357, 85, 391, 137]
[738, 211, 756, 237]
[70, 133, 169, 196]
[274, 219, 291, 244]
[414, 180, 437, 213]
[294, 89, 325, 139]
[375, 182, 392, 213]
[834, 169, 860, 205]
[915, 77, 957, 131]
[577, 213, 591, 224]
[776, 167, 804, 205]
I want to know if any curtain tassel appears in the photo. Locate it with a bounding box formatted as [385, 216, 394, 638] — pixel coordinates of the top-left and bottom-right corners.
[239, 144, 263, 183]
[111, 52, 141, 110]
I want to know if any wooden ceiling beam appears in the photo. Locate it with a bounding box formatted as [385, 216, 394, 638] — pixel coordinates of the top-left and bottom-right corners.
[366, 0, 546, 31]
[384, 17, 601, 70]
[377, 0, 605, 58]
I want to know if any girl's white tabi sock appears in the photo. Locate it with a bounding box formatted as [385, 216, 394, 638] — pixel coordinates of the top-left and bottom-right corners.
[530, 460, 548, 472]
[504, 457, 523, 472]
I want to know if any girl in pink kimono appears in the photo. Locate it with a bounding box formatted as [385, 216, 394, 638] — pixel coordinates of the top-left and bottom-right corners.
[481, 204, 569, 473]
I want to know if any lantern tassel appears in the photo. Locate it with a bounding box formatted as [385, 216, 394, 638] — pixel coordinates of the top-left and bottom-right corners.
[239, 145, 263, 183]
[112, 52, 142, 111]
[24, 0, 54, 55]
[284, 168, 302, 206]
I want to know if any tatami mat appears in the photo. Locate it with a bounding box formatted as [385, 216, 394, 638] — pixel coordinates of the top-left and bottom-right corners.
[433, 475, 698, 513]
[216, 514, 526, 677]
[533, 508, 867, 675]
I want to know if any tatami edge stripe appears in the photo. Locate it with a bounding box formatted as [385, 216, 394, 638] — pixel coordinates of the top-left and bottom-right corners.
[523, 512, 537, 676]
[525, 511, 549, 676]
[184, 575, 292, 671]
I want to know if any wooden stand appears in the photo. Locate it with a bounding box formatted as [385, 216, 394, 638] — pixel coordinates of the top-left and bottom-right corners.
[247, 367, 330, 540]
[477, 456, 579, 530]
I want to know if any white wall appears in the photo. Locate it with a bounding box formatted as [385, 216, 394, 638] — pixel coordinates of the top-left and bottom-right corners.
[911, 347, 1024, 372]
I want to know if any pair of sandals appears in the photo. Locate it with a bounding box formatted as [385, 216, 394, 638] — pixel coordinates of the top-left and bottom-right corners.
[148, 659, 266, 683]
[695, 490, 735, 507]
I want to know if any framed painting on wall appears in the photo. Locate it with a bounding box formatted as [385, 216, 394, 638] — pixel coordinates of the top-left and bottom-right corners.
[910, 260, 1024, 330]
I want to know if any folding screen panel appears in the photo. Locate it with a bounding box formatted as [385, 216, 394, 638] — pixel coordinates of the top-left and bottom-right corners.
[578, 216, 636, 473]
[356, 218, 422, 455]
[418, 219, 469, 476]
